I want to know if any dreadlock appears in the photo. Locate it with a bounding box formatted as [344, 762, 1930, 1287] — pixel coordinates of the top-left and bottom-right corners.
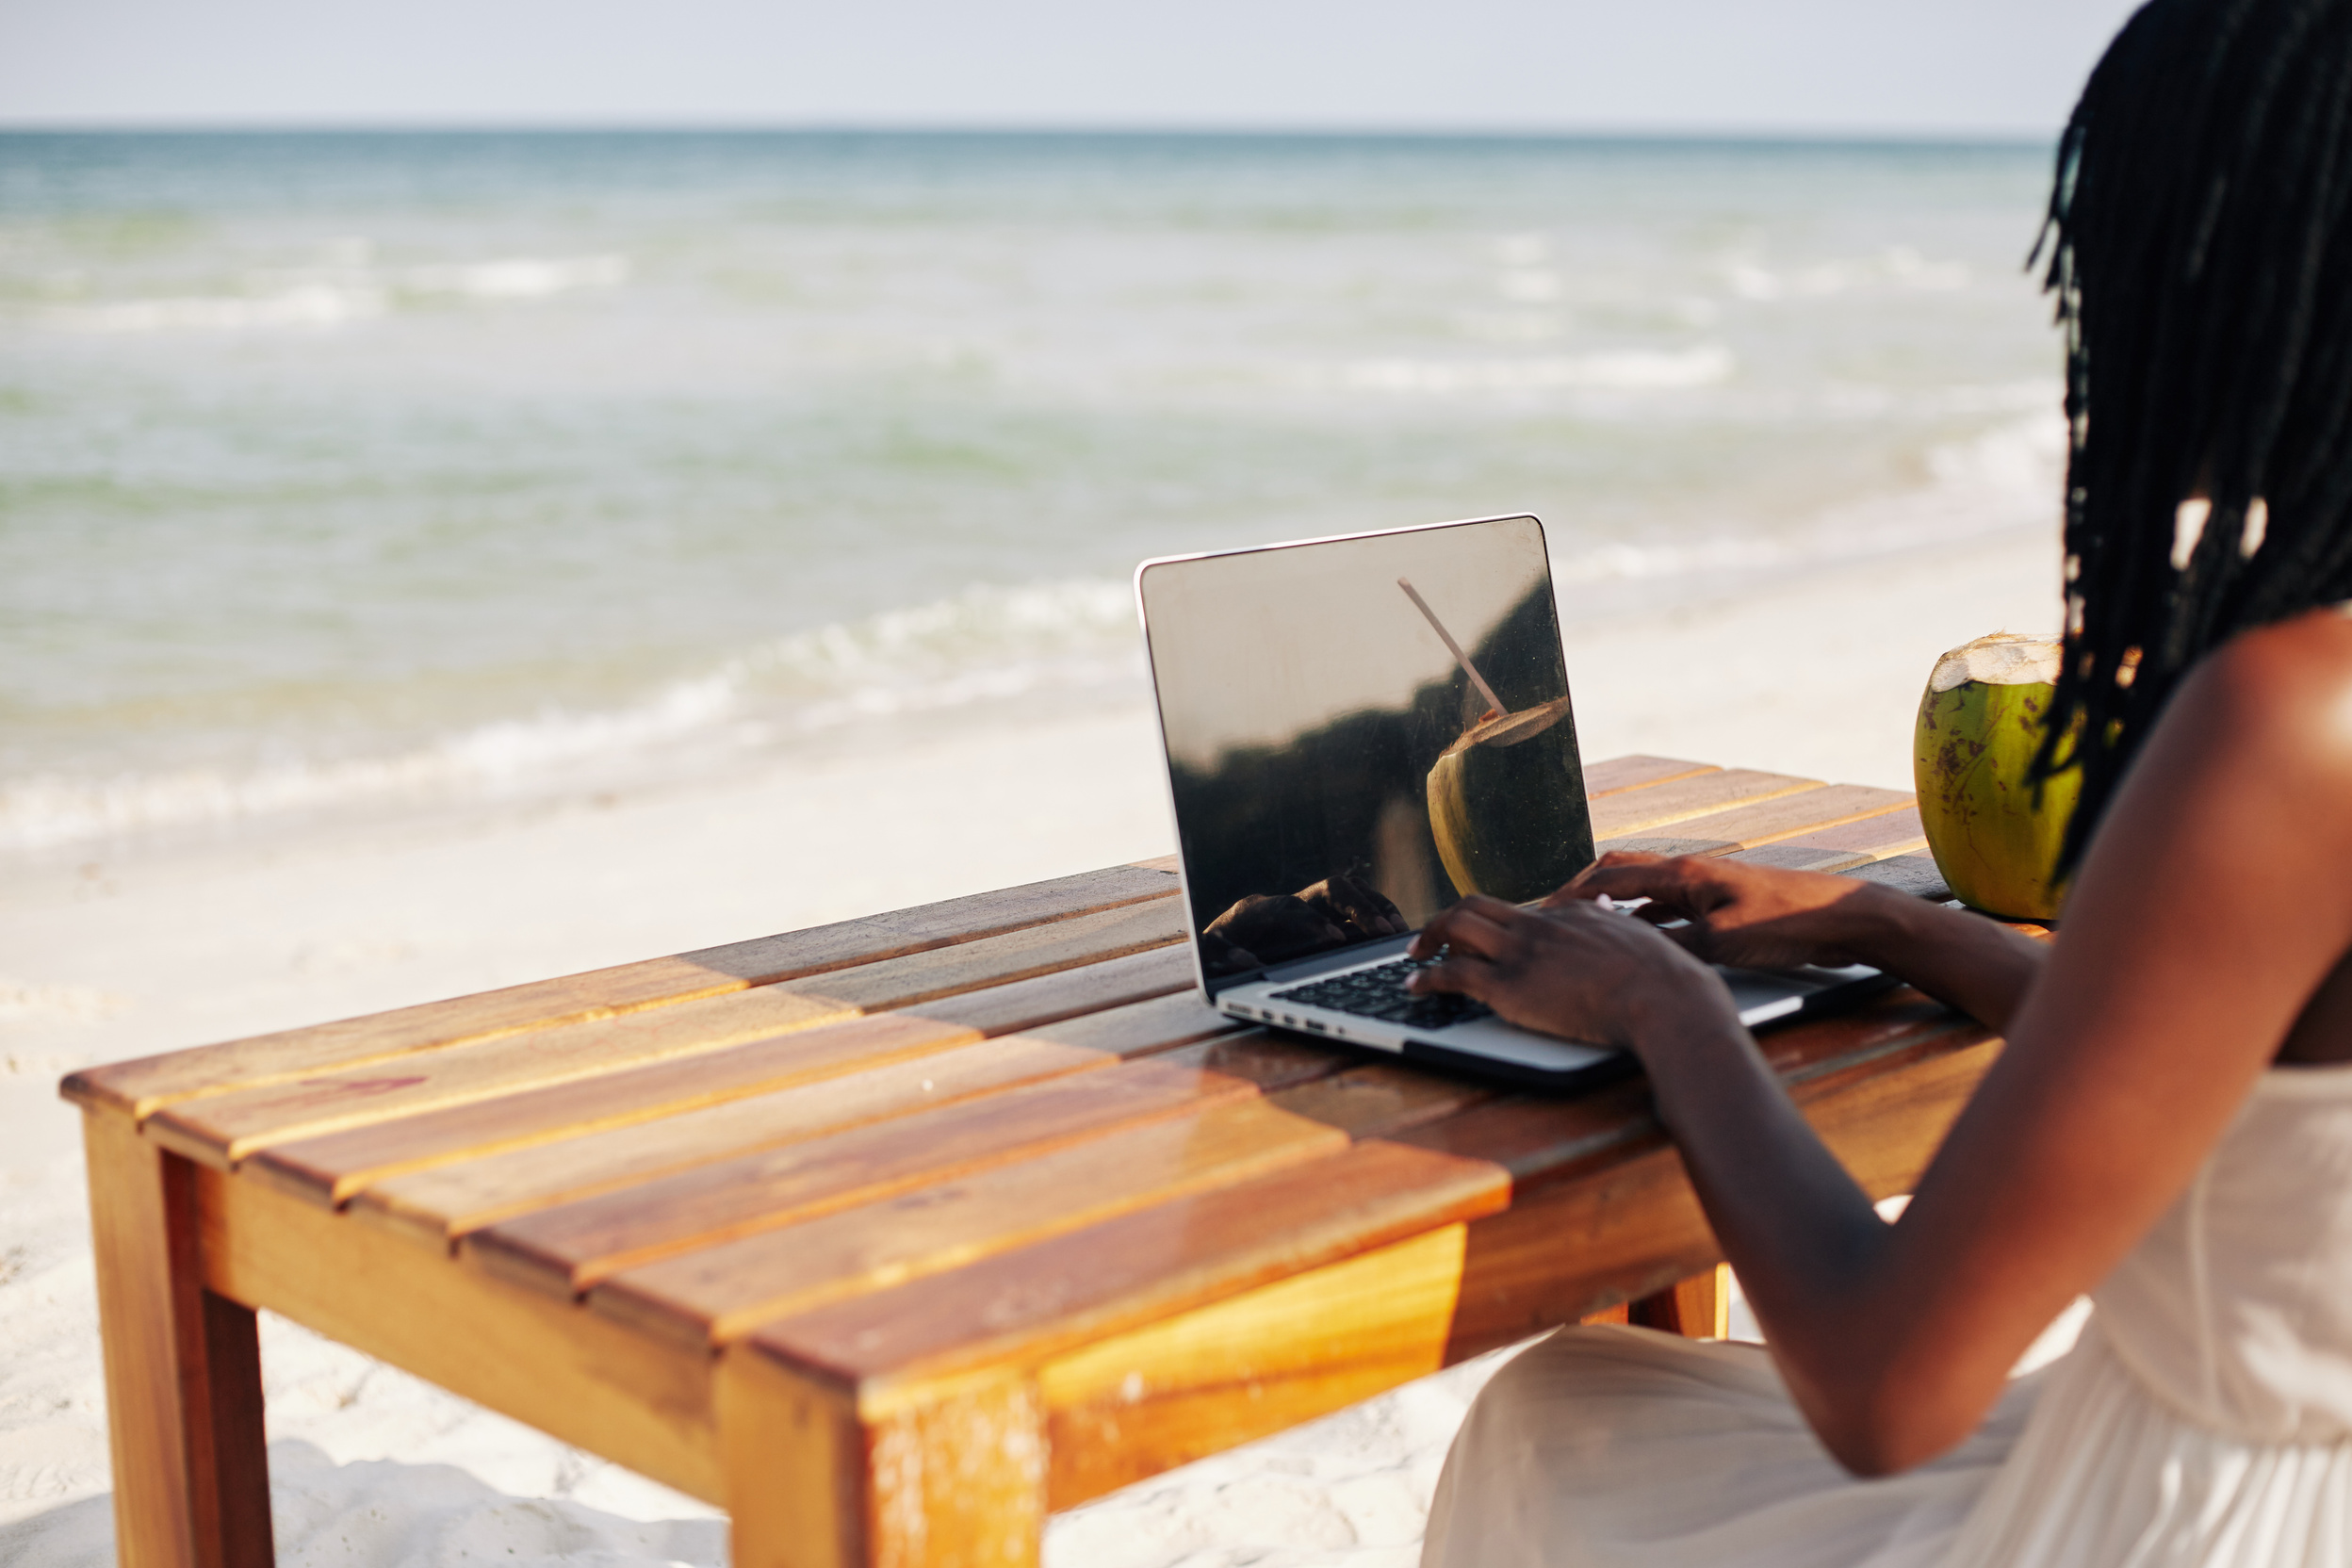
[2030, 0, 2352, 874]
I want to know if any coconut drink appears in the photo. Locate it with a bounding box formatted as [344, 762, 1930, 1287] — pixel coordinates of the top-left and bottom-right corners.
[1426, 694, 1590, 901]
[1913, 632, 2080, 922]
[1398, 577, 1594, 902]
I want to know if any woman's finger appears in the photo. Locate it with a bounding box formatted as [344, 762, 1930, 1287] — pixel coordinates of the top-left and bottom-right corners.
[1545, 857, 1687, 908]
[1406, 947, 1494, 996]
[1409, 897, 1518, 959]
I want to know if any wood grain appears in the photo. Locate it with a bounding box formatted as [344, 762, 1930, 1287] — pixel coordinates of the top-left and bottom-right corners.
[1266, 1062, 1496, 1139]
[1007, 988, 1240, 1058]
[1595, 782, 1911, 859]
[714, 1348, 865, 1568]
[781, 898, 1185, 1014]
[1841, 852, 1953, 901]
[1145, 1031, 1353, 1093]
[1038, 1226, 1465, 1510]
[63, 862, 1178, 1122]
[744, 1138, 1510, 1404]
[353, 1035, 1115, 1249]
[1585, 769, 1821, 841]
[591, 1099, 1349, 1347]
[1394, 992, 1983, 1191]
[147, 987, 861, 1170]
[1730, 806, 1928, 874]
[1423, 1015, 2000, 1359]
[197, 1159, 723, 1504]
[247, 1013, 984, 1208]
[1579, 755, 1720, 797]
[865, 1372, 1046, 1568]
[82, 1113, 274, 1568]
[464, 1060, 1259, 1297]
[905, 943, 1197, 1037]
[1629, 1265, 1732, 1339]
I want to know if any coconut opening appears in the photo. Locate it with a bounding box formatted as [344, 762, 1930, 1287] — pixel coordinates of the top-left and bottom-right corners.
[1930, 631, 2063, 692]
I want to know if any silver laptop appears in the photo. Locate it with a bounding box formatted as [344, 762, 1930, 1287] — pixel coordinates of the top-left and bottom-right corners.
[1135, 514, 1890, 1090]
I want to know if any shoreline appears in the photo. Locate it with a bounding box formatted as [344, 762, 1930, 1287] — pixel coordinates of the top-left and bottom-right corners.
[0, 521, 2062, 1567]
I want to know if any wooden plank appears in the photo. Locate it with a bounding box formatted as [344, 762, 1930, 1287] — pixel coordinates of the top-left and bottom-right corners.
[779, 898, 1185, 1014]
[1842, 851, 1953, 901]
[1005, 988, 1239, 1057]
[81, 1113, 274, 1568]
[1580, 755, 1720, 798]
[64, 862, 1180, 1122]
[1595, 782, 1911, 859]
[905, 943, 1196, 1037]
[246, 1014, 985, 1208]
[863, 1373, 1046, 1567]
[714, 1349, 866, 1568]
[1443, 1030, 1997, 1360]
[1038, 1226, 1465, 1511]
[194, 1159, 724, 1504]
[743, 1138, 1510, 1403]
[1730, 806, 1927, 874]
[719, 1350, 1050, 1568]
[147, 987, 862, 1170]
[353, 1035, 1117, 1250]
[1585, 768, 1821, 841]
[590, 1099, 1350, 1347]
[1266, 1062, 1497, 1139]
[1394, 992, 1983, 1190]
[463, 1061, 1261, 1297]
[1127, 853, 1182, 874]
[1145, 1030, 1354, 1093]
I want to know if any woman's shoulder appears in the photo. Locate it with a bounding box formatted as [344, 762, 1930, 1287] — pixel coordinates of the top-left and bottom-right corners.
[2173, 603, 2352, 791]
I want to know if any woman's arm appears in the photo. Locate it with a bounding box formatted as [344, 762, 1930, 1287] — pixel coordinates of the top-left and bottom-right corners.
[1553, 852, 2050, 1031]
[1408, 608, 2352, 1475]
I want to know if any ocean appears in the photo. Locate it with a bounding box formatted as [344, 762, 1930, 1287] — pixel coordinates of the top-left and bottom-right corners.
[0, 131, 2066, 857]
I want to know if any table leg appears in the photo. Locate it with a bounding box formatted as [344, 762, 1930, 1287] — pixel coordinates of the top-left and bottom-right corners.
[83, 1113, 275, 1568]
[719, 1348, 1045, 1568]
[1628, 1264, 1732, 1339]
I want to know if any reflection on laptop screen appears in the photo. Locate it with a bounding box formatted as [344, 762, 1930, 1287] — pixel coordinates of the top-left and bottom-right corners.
[1139, 516, 1594, 989]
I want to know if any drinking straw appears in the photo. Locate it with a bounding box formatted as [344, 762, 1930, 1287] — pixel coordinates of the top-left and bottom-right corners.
[1397, 578, 1507, 715]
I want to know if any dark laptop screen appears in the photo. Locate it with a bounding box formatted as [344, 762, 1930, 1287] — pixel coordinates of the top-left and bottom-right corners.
[1138, 515, 1594, 993]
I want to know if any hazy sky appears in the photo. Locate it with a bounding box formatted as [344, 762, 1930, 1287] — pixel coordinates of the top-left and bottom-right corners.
[2, 0, 2145, 135]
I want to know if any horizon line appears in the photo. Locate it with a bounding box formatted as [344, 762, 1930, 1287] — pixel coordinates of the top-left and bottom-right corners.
[0, 119, 2059, 146]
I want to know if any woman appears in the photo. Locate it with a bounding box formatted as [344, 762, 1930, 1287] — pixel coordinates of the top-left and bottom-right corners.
[1409, 2, 2352, 1563]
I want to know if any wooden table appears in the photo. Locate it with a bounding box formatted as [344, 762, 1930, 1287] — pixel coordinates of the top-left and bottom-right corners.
[66, 755, 2002, 1568]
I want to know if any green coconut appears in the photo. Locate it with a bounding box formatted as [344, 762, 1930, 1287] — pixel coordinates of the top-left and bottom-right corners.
[1913, 632, 2079, 922]
[1426, 694, 1593, 903]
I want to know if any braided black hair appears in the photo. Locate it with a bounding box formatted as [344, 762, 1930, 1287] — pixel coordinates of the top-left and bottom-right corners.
[2031, 0, 2352, 873]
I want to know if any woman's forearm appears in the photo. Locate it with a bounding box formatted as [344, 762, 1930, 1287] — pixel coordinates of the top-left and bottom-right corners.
[1835, 885, 2049, 1032]
[1626, 990, 1933, 1471]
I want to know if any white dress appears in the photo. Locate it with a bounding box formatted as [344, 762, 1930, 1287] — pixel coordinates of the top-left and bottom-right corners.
[1420, 1062, 2352, 1567]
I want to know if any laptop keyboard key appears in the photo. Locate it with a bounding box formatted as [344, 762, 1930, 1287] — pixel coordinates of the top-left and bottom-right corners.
[1267, 957, 1494, 1031]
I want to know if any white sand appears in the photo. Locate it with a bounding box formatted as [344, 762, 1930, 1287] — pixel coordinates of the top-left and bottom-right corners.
[0, 527, 2062, 1568]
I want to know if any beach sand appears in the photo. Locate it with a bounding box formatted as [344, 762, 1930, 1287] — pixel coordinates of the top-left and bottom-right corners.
[0, 526, 2062, 1568]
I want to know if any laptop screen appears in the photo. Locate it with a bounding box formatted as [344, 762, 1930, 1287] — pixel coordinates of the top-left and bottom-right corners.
[1138, 515, 1594, 993]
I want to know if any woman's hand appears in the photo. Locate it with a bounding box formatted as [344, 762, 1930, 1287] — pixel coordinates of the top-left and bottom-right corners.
[1547, 852, 1887, 972]
[1404, 892, 1736, 1052]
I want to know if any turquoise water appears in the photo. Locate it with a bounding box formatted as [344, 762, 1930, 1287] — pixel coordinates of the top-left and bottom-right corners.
[0, 131, 2066, 851]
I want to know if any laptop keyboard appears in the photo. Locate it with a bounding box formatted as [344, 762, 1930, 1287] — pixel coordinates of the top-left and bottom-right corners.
[1267, 957, 1494, 1031]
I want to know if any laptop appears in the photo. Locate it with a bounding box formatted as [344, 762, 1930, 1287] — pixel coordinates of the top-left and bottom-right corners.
[1135, 514, 1892, 1091]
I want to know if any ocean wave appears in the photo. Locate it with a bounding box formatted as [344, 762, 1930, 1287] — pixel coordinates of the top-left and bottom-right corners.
[46, 253, 629, 334]
[1725, 245, 1972, 302]
[0, 580, 1145, 853]
[1341, 345, 1734, 396]
[1552, 410, 2065, 588]
[402, 255, 629, 300]
[60, 283, 390, 333]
